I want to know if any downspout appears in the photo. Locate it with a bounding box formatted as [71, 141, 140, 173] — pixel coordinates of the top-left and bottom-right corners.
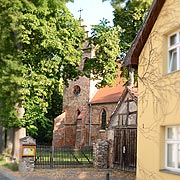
[89, 46, 95, 146]
[89, 103, 92, 146]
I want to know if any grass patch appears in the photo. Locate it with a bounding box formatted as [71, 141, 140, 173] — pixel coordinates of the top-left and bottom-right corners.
[0, 155, 19, 171]
[36, 151, 93, 162]
[3, 161, 18, 171]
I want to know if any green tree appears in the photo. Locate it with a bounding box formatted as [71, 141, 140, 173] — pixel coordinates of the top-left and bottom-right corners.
[84, 18, 120, 88]
[0, 0, 121, 137]
[102, 0, 152, 84]
[0, 0, 85, 134]
[33, 86, 63, 144]
[103, 0, 152, 54]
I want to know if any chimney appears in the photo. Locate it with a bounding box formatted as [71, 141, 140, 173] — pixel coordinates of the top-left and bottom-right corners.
[128, 67, 134, 88]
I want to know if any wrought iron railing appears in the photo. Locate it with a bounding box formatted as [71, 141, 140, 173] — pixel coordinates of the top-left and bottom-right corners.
[35, 145, 93, 169]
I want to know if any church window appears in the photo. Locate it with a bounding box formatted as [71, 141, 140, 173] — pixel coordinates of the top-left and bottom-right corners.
[73, 85, 81, 96]
[101, 109, 107, 130]
[77, 109, 81, 117]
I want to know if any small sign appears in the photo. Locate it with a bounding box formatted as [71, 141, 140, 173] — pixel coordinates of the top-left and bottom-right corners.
[22, 145, 36, 157]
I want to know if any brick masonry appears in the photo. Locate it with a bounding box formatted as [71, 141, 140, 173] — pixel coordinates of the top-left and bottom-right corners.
[52, 92, 118, 147]
[52, 43, 120, 148]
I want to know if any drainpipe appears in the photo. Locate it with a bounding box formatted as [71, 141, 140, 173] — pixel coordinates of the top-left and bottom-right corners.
[89, 103, 92, 146]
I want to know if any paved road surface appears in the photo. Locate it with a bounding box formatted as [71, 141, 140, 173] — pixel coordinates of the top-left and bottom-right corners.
[0, 172, 12, 180]
[22, 168, 136, 180]
[0, 166, 136, 180]
[0, 166, 21, 180]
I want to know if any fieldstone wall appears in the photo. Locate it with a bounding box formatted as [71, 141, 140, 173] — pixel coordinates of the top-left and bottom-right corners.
[93, 139, 109, 168]
[19, 136, 36, 175]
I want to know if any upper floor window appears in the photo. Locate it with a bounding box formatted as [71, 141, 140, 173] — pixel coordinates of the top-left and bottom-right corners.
[165, 126, 180, 172]
[76, 109, 81, 117]
[168, 31, 180, 73]
[73, 85, 81, 96]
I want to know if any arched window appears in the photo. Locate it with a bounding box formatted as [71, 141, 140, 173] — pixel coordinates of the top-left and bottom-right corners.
[83, 57, 91, 77]
[101, 109, 106, 130]
[76, 109, 81, 117]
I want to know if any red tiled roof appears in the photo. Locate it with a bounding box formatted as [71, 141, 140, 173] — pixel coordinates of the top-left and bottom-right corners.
[90, 78, 125, 104]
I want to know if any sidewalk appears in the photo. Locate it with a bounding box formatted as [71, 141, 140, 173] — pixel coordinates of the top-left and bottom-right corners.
[0, 165, 22, 180]
[0, 166, 136, 180]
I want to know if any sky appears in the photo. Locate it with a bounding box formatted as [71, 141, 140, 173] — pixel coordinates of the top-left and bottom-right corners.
[66, 0, 114, 31]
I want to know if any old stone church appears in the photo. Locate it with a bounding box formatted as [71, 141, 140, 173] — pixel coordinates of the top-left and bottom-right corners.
[52, 28, 127, 148]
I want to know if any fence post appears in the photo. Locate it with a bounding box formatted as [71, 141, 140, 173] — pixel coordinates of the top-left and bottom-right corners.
[106, 141, 110, 180]
[93, 139, 109, 168]
[50, 146, 54, 168]
[106, 171, 110, 180]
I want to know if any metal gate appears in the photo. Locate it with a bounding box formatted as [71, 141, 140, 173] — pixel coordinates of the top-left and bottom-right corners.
[35, 145, 93, 169]
[113, 128, 137, 172]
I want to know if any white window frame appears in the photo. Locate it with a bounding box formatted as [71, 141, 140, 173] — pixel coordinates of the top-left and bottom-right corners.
[168, 31, 180, 73]
[165, 126, 180, 172]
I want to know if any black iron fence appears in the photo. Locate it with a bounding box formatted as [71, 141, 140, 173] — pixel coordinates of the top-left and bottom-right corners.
[35, 145, 93, 169]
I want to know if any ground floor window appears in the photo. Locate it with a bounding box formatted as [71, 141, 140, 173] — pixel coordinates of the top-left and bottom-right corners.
[165, 126, 180, 171]
[101, 109, 106, 130]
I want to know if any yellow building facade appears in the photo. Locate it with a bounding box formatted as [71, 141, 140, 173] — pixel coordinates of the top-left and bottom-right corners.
[137, 0, 180, 179]
[125, 0, 180, 179]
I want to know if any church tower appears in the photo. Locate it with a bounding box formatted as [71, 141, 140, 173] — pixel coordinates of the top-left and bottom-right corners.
[53, 26, 98, 147]
[53, 18, 126, 148]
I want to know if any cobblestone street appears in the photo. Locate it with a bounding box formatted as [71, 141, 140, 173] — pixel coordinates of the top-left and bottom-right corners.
[0, 166, 136, 180]
[22, 168, 135, 180]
